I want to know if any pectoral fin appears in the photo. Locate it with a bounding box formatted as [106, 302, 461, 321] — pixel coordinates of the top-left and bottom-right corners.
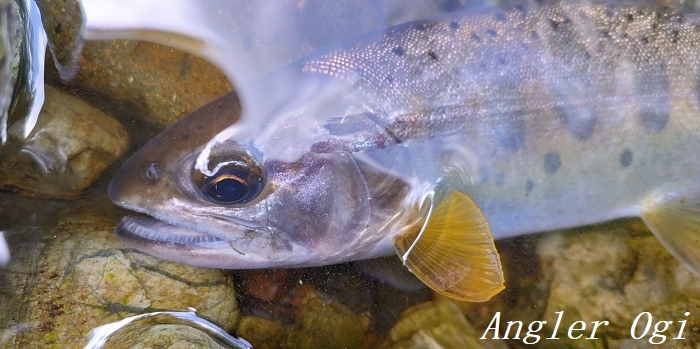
[641, 197, 700, 276]
[393, 190, 504, 302]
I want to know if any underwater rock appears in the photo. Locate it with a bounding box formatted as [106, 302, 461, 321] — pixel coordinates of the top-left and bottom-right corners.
[536, 220, 700, 348]
[46, 39, 233, 129]
[283, 288, 365, 349]
[237, 284, 367, 349]
[0, 207, 239, 348]
[237, 269, 295, 302]
[34, 0, 83, 80]
[236, 316, 286, 349]
[379, 298, 508, 349]
[0, 85, 128, 199]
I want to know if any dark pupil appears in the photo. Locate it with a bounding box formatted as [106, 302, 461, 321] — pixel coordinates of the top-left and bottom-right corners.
[211, 178, 247, 203]
[200, 166, 262, 205]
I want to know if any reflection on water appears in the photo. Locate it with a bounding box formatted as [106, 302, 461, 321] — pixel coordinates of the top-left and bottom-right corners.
[84, 309, 251, 349]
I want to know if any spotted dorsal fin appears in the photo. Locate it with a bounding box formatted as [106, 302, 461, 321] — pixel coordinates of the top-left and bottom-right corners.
[641, 196, 700, 276]
[393, 190, 504, 302]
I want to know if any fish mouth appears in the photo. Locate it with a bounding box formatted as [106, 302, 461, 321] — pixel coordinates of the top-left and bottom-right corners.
[114, 215, 254, 269]
[115, 216, 226, 246]
[114, 215, 299, 269]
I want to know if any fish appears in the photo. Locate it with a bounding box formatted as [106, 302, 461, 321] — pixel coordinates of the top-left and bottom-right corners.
[109, 2, 700, 301]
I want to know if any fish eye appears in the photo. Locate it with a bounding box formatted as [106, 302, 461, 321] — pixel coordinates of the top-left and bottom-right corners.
[196, 165, 263, 204]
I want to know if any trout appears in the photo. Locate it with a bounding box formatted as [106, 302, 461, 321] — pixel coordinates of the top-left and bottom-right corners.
[109, 3, 700, 301]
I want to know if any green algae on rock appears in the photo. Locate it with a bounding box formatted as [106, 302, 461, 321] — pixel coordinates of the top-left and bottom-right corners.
[0, 207, 239, 348]
[0, 85, 128, 199]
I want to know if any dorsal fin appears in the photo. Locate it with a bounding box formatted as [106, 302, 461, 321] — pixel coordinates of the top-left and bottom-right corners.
[393, 190, 504, 302]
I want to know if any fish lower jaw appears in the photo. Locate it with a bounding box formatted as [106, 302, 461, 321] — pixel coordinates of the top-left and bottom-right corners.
[116, 216, 225, 245]
[115, 215, 311, 269]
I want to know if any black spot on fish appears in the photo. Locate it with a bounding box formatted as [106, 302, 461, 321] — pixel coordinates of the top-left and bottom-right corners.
[627, 13, 634, 22]
[620, 149, 633, 167]
[525, 180, 534, 194]
[494, 172, 505, 187]
[551, 72, 597, 140]
[549, 18, 571, 31]
[543, 152, 561, 174]
[391, 47, 404, 57]
[478, 167, 490, 184]
[556, 106, 596, 140]
[494, 114, 525, 150]
[640, 111, 669, 131]
[635, 65, 670, 132]
[450, 21, 459, 30]
[427, 51, 439, 61]
[641, 37, 649, 44]
[671, 30, 680, 43]
[652, 23, 658, 31]
[486, 29, 497, 37]
[494, 12, 506, 22]
[471, 32, 482, 42]
[415, 23, 427, 31]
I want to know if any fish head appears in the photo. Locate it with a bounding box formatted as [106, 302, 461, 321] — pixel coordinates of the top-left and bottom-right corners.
[109, 89, 410, 269]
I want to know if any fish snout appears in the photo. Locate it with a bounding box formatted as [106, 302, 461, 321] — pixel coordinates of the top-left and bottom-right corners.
[108, 155, 165, 208]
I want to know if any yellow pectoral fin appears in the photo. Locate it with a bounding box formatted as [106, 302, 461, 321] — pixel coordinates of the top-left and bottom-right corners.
[641, 197, 700, 276]
[394, 190, 505, 302]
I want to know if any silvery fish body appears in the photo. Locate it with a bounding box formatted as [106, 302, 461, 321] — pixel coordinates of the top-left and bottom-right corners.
[109, 3, 700, 287]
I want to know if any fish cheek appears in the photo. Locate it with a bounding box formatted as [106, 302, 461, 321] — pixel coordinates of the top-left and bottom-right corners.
[266, 153, 370, 249]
